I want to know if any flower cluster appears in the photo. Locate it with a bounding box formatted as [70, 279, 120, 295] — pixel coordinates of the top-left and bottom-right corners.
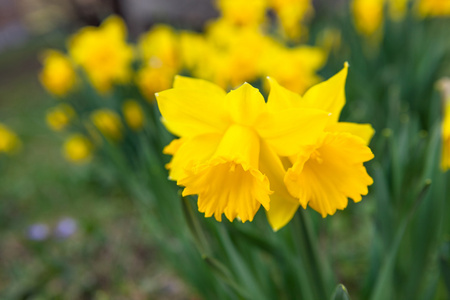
[39, 18, 147, 164]
[157, 64, 374, 230]
[351, 0, 450, 38]
[180, 19, 325, 93]
[216, 0, 313, 40]
[39, 7, 327, 165]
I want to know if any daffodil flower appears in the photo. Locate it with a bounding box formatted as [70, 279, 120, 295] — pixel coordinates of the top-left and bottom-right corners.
[266, 64, 375, 230]
[90, 109, 123, 141]
[63, 134, 93, 163]
[156, 76, 329, 223]
[39, 50, 77, 97]
[351, 0, 384, 37]
[0, 123, 21, 154]
[122, 100, 145, 131]
[68, 16, 133, 93]
[417, 0, 450, 17]
[46, 104, 76, 131]
[439, 79, 450, 171]
[217, 0, 268, 26]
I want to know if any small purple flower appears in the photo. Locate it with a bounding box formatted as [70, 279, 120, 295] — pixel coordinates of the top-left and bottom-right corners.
[54, 217, 77, 239]
[27, 223, 50, 241]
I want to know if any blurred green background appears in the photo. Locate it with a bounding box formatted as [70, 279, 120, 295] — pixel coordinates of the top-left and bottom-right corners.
[0, 0, 198, 298]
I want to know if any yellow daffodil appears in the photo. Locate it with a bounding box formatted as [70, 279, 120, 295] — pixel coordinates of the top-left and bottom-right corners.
[442, 102, 450, 170]
[136, 65, 176, 101]
[0, 124, 21, 154]
[136, 25, 180, 101]
[139, 25, 180, 70]
[157, 76, 330, 223]
[63, 134, 93, 163]
[179, 31, 208, 72]
[388, 0, 409, 21]
[202, 20, 271, 88]
[265, 64, 374, 229]
[351, 0, 385, 36]
[122, 100, 145, 131]
[39, 50, 77, 97]
[90, 109, 123, 141]
[216, 0, 268, 26]
[416, 0, 450, 17]
[439, 78, 450, 170]
[270, 0, 313, 40]
[68, 15, 133, 93]
[261, 40, 326, 95]
[46, 104, 76, 131]
[316, 28, 342, 55]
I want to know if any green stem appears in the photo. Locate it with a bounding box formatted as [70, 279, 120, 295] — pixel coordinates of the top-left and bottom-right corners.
[299, 210, 335, 295]
[290, 212, 324, 299]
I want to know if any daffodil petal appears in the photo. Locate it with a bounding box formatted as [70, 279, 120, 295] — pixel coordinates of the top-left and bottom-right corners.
[163, 138, 185, 155]
[256, 108, 330, 157]
[166, 134, 222, 181]
[266, 193, 300, 231]
[173, 75, 226, 97]
[259, 140, 299, 231]
[285, 132, 374, 217]
[226, 83, 267, 126]
[327, 122, 375, 145]
[302, 63, 348, 122]
[266, 76, 302, 111]
[102, 15, 127, 40]
[156, 88, 230, 137]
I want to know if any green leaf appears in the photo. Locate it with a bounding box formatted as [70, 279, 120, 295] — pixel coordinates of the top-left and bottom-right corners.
[439, 241, 450, 294]
[370, 179, 432, 300]
[203, 255, 251, 299]
[331, 284, 351, 300]
[181, 196, 212, 255]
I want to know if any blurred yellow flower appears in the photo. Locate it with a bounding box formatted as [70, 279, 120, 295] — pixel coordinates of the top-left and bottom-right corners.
[200, 20, 270, 88]
[68, 15, 133, 93]
[136, 65, 176, 101]
[262, 41, 326, 95]
[265, 64, 374, 229]
[417, 0, 450, 17]
[351, 0, 384, 36]
[39, 50, 77, 97]
[139, 25, 180, 70]
[316, 28, 342, 54]
[122, 100, 145, 131]
[0, 124, 21, 155]
[46, 104, 75, 131]
[157, 76, 329, 223]
[270, 0, 313, 40]
[136, 25, 180, 101]
[179, 31, 208, 71]
[216, 0, 268, 26]
[442, 103, 450, 170]
[439, 78, 450, 170]
[63, 134, 92, 163]
[388, 0, 409, 20]
[90, 109, 123, 141]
